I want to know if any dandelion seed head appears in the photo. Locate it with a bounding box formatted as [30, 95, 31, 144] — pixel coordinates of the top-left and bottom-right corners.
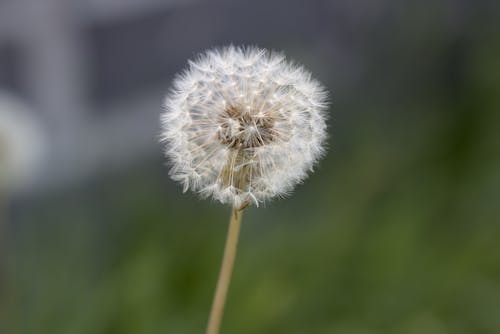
[161, 46, 329, 207]
[0, 92, 47, 192]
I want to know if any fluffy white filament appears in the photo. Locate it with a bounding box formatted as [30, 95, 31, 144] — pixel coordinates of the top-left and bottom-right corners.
[161, 46, 329, 207]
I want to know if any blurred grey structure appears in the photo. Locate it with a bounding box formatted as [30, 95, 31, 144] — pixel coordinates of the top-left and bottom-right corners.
[0, 0, 200, 190]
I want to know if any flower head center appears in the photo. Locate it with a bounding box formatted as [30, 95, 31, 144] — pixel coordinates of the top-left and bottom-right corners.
[217, 105, 275, 149]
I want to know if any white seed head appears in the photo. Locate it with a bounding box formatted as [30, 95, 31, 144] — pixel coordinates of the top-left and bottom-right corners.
[161, 46, 329, 207]
[0, 92, 47, 192]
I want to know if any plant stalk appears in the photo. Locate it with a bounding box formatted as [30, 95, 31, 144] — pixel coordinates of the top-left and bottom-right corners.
[206, 205, 244, 334]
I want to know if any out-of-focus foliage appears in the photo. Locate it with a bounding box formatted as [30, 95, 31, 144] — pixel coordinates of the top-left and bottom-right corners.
[2, 2, 500, 334]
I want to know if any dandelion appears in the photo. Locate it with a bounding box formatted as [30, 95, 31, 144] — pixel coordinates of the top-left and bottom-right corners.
[0, 91, 47, 246]
[160, 46, 329, 334]
[0, 92, 47, 194]
[0, 92, 47, 300]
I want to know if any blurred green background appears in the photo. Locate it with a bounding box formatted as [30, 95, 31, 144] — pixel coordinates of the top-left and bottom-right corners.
[1, 0, 500, 333]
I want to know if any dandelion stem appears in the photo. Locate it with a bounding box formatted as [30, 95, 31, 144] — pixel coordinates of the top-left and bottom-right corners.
[206, 205, 244, 334]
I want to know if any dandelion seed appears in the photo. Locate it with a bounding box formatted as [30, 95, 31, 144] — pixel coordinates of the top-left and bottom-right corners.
[161, 45, 329, 208]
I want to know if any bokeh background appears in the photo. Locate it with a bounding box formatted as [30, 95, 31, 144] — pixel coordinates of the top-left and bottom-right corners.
[1, 0, 500, 333]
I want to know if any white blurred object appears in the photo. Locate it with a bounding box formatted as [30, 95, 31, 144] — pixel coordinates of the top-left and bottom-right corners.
[0, 92, 47, 193]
